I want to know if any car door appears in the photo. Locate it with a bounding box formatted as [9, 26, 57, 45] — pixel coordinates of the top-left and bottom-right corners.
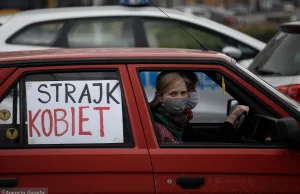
[128, 63, 300, 193]
[0, 63, 154, 194]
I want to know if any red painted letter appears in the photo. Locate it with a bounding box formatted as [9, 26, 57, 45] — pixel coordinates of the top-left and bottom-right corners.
[29, 110, 41, 137]
[41, 109, 53, 137]
[54, 108, 68, 136]
[79, 106, 92, 136]
[93, 107, 110, 137]
[71, 107, 75, 136]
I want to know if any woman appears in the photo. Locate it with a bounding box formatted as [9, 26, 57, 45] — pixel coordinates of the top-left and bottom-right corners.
[150, 71, 249, 144]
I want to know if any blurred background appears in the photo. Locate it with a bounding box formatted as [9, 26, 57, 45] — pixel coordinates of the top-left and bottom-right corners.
[1, 0, 300, 43]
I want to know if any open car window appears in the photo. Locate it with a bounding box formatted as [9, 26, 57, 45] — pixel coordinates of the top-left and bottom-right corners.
[139, 71, 234, 123]
[138, 69, 285, 147]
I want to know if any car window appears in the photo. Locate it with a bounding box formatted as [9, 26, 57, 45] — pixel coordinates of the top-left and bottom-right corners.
[139, 71, 233, 123]
[9, 22, 64, 46]
[142, 18, 258, 60]
[138, 69, 284, 147]
[0, 71, 133, 147]
[142, 18, 230, 51]
[67, 18, 134, 48]
[249, 32, 300, 76]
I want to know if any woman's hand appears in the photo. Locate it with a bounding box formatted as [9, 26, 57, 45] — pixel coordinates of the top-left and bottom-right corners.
[226, 105, 249, 125]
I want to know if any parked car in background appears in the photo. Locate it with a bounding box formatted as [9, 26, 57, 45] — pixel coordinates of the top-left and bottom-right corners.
[247, 21, 300, 102]
[0, 2, 265, 66]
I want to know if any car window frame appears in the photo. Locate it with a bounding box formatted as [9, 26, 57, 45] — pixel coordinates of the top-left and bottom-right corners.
[0, 66, 135, 149]
[128, 64, 291, 149]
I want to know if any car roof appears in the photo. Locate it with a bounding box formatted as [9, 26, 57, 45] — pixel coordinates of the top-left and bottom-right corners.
[0, 14, 15, 25]
[1, 6, 265, 50]
[9, 5, 186, 18]
[0, 48, 232, 64]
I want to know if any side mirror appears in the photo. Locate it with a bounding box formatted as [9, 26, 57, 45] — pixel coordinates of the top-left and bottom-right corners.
[274, 117, 300, 150]
[227, 99, 238, 116]
[222, 46, 242, 60]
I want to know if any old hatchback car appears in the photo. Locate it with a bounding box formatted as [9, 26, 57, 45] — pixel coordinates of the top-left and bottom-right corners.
[0, 48, 300, 194]
[248, 21, 300, 103]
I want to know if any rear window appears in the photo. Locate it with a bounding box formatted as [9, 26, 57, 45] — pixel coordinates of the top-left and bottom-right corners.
[8, 22, 64, 46]
[0, 71, 133, 148]
[249, 31, 300, 76]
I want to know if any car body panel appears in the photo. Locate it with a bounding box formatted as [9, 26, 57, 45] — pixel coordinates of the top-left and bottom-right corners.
[0, 67, 16, 86]
[0, 14, 14, 26]
[0, 62, 154, 194]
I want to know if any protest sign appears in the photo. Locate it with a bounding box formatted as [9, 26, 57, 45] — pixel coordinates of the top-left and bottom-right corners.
[25, 80, 123, 144]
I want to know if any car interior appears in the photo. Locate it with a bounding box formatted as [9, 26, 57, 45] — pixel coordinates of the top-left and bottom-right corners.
[185, 71, 291, 146]
[141, 70, 289, 147]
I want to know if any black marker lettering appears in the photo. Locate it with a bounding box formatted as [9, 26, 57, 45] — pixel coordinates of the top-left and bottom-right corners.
[79, 84, 92, 103]
[50, 83, 62, 102]
[93, 83, 103, 104]
[65, 83, 76, 103]
[38, 84, 51, 103]
[107, 83, 120, 104]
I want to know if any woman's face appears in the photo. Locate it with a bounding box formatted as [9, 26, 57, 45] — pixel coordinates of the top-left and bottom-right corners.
[162, 77, 188, 100]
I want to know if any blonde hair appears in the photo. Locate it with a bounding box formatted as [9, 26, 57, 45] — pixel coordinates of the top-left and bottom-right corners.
[150, 72, 188, 109]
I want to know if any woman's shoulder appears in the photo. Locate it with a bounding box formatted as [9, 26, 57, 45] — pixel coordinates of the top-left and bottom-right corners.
[154, 122, 179, 144]
[155, 122, 168, 134]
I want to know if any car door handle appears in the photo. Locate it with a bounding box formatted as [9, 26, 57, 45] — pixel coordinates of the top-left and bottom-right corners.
[176, 177, 205, 189]
[0, 178, 18, 187]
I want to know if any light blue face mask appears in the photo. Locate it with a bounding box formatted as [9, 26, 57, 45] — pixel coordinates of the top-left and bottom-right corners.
[186, 91, 200, 109]
[163, 97, 188, 115]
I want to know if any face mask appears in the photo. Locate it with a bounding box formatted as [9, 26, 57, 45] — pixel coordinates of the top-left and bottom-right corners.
[163, 97, 188, 115]
[186, 91, 200, 109]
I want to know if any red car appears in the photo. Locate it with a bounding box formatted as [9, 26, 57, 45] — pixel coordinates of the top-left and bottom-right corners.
[0, 48, 300, 193]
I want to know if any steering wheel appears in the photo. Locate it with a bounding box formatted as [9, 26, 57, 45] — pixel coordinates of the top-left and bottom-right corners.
[229, 111, 248, 142]
[234, 111, 248, 132]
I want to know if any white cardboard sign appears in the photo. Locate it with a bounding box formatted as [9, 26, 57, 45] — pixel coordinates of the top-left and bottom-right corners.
[25, 80, 123, 144]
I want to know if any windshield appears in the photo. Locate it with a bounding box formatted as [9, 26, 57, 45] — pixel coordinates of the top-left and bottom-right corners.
[248, 31, 300, 76]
